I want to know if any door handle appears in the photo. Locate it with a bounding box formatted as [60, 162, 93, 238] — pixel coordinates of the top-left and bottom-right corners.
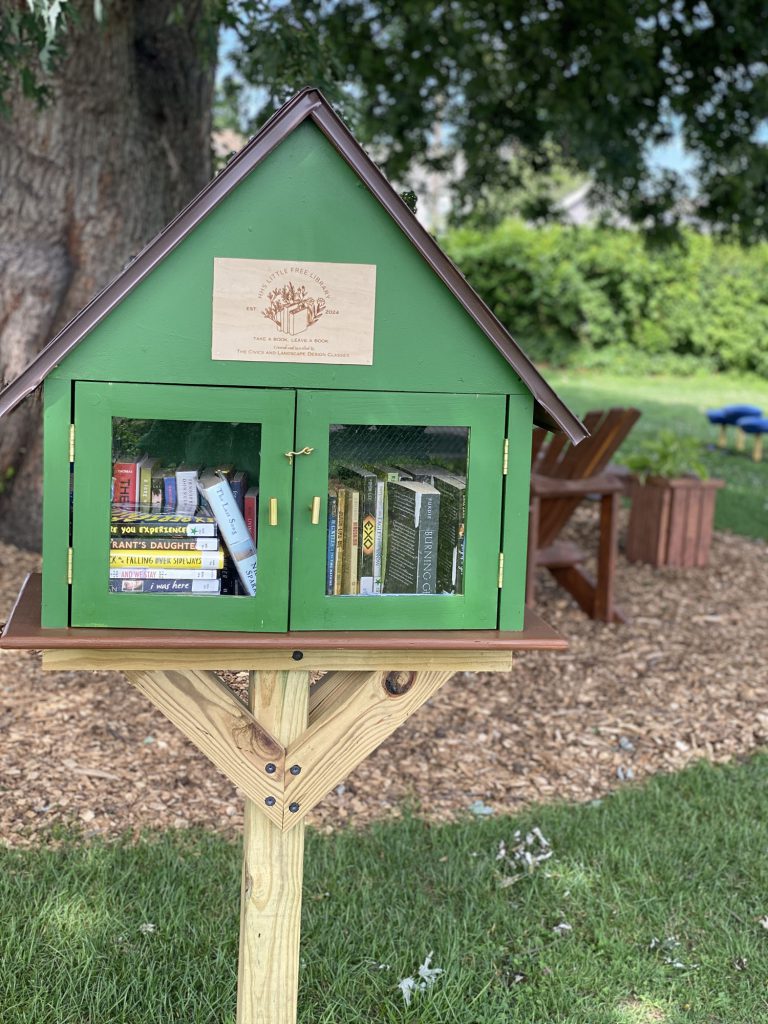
[269, 497, 278, 526]
[310, 496, 321, 525]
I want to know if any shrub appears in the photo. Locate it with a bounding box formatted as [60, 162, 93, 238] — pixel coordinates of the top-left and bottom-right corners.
[443, 221, 768, 375]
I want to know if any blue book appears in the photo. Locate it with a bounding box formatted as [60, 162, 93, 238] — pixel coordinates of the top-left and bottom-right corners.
[326, 491, 338, 595]
[162, 468, 177, 512]
[230, 470, 248, 513]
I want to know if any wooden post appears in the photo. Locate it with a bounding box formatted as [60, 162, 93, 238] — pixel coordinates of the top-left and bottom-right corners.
[237, 670, 310, 1024]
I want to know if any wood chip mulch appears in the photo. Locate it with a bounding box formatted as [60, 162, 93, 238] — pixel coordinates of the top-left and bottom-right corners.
[1, 508, 767, 847]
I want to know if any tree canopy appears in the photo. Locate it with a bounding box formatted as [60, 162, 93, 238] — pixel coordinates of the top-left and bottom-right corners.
[4, 0, 768, 239]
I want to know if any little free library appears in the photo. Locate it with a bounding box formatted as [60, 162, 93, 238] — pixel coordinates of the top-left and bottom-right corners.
[0, 89, 585, 1023]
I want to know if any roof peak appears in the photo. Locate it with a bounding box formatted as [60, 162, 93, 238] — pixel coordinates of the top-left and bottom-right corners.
[0, 88, 585, 442]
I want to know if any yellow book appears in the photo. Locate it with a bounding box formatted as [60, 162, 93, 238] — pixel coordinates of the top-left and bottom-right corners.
[109, 550, 224, 570]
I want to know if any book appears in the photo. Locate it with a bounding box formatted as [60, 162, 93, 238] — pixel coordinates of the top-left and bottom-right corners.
[332, 482, 346, 596]
[110, 537, 219, 551]
[109, 550, 225, 570]
[109, 567, 219, 580]
[369, 466, 402, 593]
[431, 471, 467, 594]
[398, 467, 466, 594]
[138, 455, 159, 512]
[162, 467, 177, 512]
[244, 487, 259, 543]
[326, 490, 338, 595]
[150, 465, 166, 511]
[340, 485, 360, 595]
[339, 466, 377, 594]
[230, 471, 248, 512]
[197, 472, 257, 596]
[110, 508, 217, 538]
[176, 464, 202, 515]
[112, 455, 140, 507]
[383, 481, 440, 594]
[199, 464, 234, 515]
[109, 578, 221, 594]
[219, 556, 244, 596]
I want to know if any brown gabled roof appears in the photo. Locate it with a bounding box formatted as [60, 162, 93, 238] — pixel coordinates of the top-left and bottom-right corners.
[0, 88, 586, 442]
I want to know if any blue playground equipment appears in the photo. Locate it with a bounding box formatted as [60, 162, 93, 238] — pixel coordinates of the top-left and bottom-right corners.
[706, 404, 763, 451]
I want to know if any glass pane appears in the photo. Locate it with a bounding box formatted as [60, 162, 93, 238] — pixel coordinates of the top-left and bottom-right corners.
[326, 424, 468, 596]
[110, 418, 260, 597]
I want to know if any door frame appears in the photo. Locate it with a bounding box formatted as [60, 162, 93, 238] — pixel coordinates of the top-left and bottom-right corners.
[289, 389, 506, 630]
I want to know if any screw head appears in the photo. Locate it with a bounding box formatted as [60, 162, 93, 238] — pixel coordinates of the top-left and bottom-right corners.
[289, 764, 302, 776]
[265, 762, 277, 774]
[288, 802, 300, 813]
[292, 650, 304, 661]
[264, 796, 276, 807]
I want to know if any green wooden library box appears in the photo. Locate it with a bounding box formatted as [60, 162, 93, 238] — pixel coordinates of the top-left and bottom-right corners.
[0, 90, 585, 636]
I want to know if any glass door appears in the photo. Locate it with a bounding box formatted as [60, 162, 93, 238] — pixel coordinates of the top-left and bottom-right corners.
[290, 390, 506, 630]
[71, 382, 295, 632]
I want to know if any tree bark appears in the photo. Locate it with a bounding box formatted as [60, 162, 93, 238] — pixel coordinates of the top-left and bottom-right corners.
[0, 1, 216, 549]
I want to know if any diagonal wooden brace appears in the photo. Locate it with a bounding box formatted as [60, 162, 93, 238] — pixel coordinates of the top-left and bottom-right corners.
[281, 668, 454, 829]
[124, 669, 286, 827]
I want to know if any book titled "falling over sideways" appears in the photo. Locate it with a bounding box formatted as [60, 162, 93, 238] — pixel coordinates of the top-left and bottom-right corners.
[197, 471, 258, 596]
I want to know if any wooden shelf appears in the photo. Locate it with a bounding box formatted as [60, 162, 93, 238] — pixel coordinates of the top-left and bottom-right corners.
[0, 574, 566, 672]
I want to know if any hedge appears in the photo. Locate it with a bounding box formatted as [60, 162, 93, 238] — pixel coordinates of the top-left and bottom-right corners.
[443, 220, 768, 375]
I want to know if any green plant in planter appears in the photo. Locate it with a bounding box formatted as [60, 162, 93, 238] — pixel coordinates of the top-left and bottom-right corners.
[624, 430, 709, 482]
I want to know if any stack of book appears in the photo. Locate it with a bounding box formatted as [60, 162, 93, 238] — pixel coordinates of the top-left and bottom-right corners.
[326, 463, 466, 597]
[109, 455, 259, 597]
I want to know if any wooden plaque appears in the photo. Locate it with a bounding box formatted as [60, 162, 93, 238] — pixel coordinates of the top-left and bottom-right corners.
[212, 258, 376, 365]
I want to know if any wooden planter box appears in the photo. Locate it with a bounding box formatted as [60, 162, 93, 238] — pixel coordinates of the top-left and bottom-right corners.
[626, 476, 724, 568]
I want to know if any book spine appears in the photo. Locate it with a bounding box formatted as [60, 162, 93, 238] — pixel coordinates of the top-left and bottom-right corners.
[109, 550, 224, 570]
[198, 476, 257, 596]
[342, 488, 360, 595]
[333, 487, 345, 596]
[109, 567, 219, 580]
[176, 469, 200, 515]
[150, 476, 164, 511]
[163, 473, 177, 513]
[244, 489, 259, 543]
[110, 523, 218, 538]
[372, 479, 385, 594]
[326, 492, 338, 595]
[230, 472, 247, 512]
[113, 462, 138, 507]
[110, 537, 219, 551]
[109, 579, 221, 594]
[359, 474, 377, 595]
[415, 491, 440, 594]
[139, 463, 153, 512]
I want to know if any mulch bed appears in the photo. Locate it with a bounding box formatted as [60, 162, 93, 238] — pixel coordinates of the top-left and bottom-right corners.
[1, 509, 767, 847]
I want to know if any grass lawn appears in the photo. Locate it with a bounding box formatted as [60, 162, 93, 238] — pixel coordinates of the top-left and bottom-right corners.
[3, 755, 768, 1023]
[545, 369, 768, 541]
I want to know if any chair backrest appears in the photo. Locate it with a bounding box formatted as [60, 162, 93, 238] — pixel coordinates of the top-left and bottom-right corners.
[533, 407, 641, 546]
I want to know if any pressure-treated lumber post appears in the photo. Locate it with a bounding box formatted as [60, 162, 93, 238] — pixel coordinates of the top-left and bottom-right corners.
[237, 670, 310, 1024]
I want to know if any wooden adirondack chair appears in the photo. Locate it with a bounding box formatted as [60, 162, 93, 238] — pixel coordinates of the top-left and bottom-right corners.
[527, 407, 641, 623]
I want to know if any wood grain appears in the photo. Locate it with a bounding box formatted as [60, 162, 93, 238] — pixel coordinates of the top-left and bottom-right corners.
[283, 669, 454, 828]
[41, 647, 517, 672]
[237, 671, 309, 1024]
[123, 669, 285, 826]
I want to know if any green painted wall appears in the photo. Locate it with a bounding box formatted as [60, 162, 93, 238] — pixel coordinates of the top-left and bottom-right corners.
[54, 121, 525, 395]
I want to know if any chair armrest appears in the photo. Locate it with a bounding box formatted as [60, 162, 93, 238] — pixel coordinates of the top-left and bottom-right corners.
[531, 473, 627, 498]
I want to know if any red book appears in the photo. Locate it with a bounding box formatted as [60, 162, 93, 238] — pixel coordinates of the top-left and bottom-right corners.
[244, 486, 259, 543]
[113, 457, 139, 507]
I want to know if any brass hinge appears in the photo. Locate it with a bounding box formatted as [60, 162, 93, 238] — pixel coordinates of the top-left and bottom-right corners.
[498, 552, 504, 588]
[67, 547, 73, 585]
[502, 438, 509, 475]
[69, 423, 75, 462]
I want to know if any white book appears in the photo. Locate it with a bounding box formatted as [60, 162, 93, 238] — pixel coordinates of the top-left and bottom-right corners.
[109, 568, 219, 580]
[175, 464, 201, 515]
[198, 472, 258, 596]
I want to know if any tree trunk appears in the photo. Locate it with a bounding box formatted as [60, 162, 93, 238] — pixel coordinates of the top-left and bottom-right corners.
[0, 1, 216, 550]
